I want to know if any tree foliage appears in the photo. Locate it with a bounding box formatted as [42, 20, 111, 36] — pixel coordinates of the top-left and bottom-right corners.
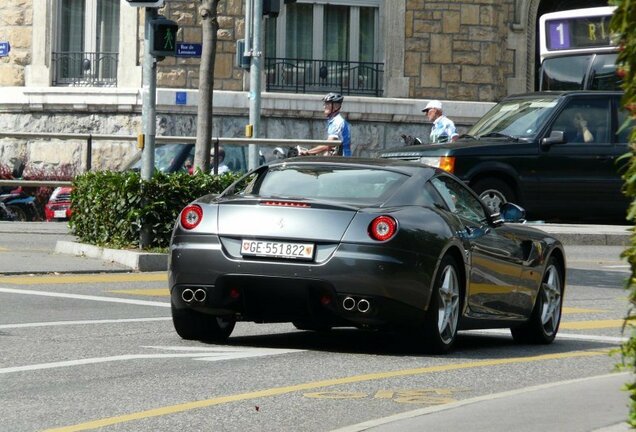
[610, 0, 636, 426]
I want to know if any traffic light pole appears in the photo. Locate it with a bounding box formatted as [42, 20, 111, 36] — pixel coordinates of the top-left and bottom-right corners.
[247, 0, 263, 170]
[140, 7, 158, 248]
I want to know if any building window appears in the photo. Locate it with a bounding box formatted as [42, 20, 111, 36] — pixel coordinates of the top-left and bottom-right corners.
[54, 0, 120, 86]
[264, 0, 383, 96]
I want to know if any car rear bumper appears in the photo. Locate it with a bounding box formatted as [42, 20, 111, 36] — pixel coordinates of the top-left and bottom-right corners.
[168, 239, 437, 328]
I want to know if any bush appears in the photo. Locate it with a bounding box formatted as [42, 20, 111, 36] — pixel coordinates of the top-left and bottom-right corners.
[68, 170, 242, 249]
[611, 0, 636, 427]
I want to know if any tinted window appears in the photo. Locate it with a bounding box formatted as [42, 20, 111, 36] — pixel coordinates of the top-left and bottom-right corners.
[246, 166, 409, 203]
[617, 100, 634, 145]
[589, 53, 622, 91]
[468, 97, 558, 139]
[430, 176, 487, 223]
[540, 55, 592, 90]
[549, 97, 611, 144]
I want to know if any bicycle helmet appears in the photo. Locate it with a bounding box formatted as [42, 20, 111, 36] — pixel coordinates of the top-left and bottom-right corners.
[323, 92, 344, 104]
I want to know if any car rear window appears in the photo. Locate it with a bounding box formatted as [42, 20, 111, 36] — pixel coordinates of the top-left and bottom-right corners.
[248, 166, 409, 203]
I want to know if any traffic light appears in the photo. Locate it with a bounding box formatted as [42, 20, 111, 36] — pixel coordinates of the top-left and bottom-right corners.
[125, 0, 165, 7]
[149, 16, 178, 58]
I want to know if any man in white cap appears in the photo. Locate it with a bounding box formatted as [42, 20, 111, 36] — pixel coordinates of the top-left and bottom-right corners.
[422, 100, 458, 144]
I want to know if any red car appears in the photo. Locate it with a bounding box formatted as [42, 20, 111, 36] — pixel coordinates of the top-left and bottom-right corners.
[44, 186, 73, 221]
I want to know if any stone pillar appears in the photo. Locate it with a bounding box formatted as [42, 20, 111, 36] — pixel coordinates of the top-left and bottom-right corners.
[117, 6, 142, 88]
[383, 0, 409, 98]
[24, 0, 49, 86]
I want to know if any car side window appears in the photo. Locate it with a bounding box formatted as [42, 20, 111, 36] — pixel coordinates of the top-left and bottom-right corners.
[549, 97, 611, 145]
[430, 176, 488, 223]
[617, 101, 634, 145]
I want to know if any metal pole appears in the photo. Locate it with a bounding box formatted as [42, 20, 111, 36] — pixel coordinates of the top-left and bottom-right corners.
[86, 134, 92, 172]
[140, 7, 158, 248]
[248, 0, 262, 170]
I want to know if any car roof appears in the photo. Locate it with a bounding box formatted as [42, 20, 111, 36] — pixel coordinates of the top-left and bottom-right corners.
[503, 90, 623, 99]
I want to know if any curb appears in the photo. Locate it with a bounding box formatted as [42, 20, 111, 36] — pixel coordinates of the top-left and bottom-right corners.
[55, 240, 168, 272]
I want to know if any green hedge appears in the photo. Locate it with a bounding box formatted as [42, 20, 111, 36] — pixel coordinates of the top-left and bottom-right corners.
[68, 170, 242, 249]
[611, 0, 636, 427]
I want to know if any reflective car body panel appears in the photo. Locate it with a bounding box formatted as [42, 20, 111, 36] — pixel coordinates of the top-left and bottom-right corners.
[169, 157, 565, 337]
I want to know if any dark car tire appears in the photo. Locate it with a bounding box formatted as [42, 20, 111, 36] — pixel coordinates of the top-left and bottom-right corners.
[422, 254, 462, 354]
[7, 205, 27, 222]
[171, 303, 236, 342]
[511, 257, 563, 344]
[471, 178, 516, 214]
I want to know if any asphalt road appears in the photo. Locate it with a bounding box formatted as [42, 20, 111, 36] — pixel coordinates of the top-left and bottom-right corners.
[0, 223, 632, 431]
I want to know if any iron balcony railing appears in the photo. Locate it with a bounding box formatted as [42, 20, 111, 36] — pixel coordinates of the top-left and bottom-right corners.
[52, 51, 118, 87]
[265, 57, 384, 97]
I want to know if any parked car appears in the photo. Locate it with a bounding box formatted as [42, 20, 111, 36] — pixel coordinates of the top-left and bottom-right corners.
[168, 157, 565, 353]
[44, 186, 73, 221]
[124, 143, 248, 174]
[380, 91, 631, 223]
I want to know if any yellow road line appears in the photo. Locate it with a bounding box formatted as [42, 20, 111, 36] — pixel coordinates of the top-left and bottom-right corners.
[560, 319, 626, 330]
[44, 349, 608, 432]
[0, 273, 167, 285]
[562, 307, 605, 314]
[107, 288, 169, 296]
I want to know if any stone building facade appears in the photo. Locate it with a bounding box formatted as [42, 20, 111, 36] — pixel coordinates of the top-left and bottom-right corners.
[0, 0, 609, 174]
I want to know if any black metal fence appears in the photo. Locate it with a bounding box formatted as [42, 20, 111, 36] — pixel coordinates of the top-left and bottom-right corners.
[52, 52, 118, 87]
[265, 58, 384, 96]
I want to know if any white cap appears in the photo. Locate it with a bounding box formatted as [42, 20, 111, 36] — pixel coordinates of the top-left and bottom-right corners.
[422, 100, 443, 113]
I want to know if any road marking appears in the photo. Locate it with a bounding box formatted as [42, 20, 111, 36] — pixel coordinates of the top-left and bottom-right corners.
[107, 288, 169, 296]
[471, 329, 627, 344]
[0, 317, 171, 330]
[43, 349, 610, 432]
[0, 287, 169, 307]
[0, 346, 303, 375]
[0, 273, 167, 285]
[560, 319, 626, 330]
[562, 307, 605, 314]
[332, 372, 630, 432]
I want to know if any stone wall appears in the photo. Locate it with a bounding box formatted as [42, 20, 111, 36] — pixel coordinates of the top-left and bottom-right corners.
[0, 0, 32, 86]
[404, 0, 515, 101]
[158, 0, 245, 90]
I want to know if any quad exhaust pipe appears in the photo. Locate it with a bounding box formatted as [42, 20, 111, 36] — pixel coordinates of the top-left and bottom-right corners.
[181, 288, 207, 304]
[342, 296, 371, 313]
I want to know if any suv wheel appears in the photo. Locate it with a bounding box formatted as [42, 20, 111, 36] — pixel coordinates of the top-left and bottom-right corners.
[471, 178, 516, 214]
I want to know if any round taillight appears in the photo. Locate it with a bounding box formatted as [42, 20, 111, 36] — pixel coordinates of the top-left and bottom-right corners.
[368, 215, 398, 241]
[180, 205, 203, 230]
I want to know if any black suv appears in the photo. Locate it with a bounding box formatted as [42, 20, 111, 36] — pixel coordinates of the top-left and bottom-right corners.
[380, 91, 632, 222]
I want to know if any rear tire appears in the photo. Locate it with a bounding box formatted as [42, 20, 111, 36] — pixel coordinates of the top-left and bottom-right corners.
[422, 255, 462, 354]
[511, 257, 563, 344]
[471, 178, 516, 214]
[171, 303, 235, 343]
[7, 205, 27, 222]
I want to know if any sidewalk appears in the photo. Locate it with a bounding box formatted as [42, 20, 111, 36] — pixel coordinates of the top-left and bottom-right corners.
[332, 373, 632, 432]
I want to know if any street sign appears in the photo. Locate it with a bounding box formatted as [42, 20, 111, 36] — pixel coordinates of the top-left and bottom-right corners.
[175, 91, 187, 105]
[176, 43, 202, 57]
[149, 16, 178, 57]
[0, 42, 10, 57]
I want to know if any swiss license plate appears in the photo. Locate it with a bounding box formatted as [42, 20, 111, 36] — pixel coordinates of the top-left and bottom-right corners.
[241, 239, 314, 260]
[54, 210, 67, 218]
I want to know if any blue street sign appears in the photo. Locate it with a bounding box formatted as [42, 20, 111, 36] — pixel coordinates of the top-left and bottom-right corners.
[0, 42, 11, 57]
[176, 43, 202, 57]
[175, 91, 187, 105]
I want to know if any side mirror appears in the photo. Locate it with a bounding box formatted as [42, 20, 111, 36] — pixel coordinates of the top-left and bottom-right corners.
[499, 202, 526, 223]
[541, 130, 565, 147]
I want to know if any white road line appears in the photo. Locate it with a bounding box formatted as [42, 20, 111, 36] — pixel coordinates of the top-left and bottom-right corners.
[468, 328, 627, 344]
[0, 287, 169, 307]
[0, 346, 304, 375]
[0, 317, 171, 330]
